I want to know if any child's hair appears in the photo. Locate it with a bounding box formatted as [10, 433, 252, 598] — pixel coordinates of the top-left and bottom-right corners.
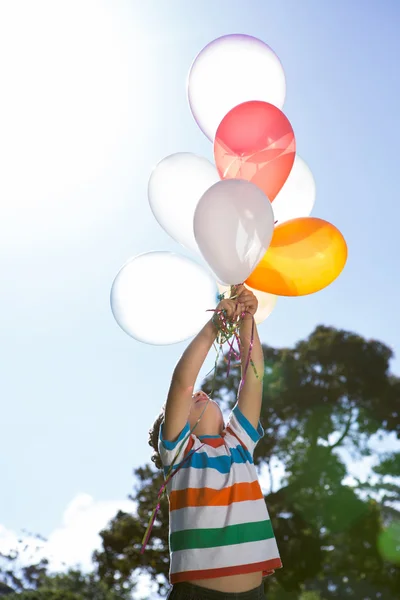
[148, 404, 166, 470]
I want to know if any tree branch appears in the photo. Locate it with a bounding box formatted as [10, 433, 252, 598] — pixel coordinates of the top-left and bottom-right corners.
[267, 459, 274, 494]
[328, 408, 354, 450]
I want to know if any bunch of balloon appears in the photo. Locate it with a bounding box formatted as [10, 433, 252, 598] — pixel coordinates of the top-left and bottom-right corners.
[111, 34, 348, 346]
[146, 34, 292, 332]
[188, 34, 347, 298]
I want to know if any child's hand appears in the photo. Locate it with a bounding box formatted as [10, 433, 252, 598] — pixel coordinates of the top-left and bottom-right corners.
[232, 285, 258, 320]
[215, 298, 245, 323]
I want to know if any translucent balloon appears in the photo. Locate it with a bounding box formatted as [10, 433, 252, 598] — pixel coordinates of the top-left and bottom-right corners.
[217, 283, 277, 325]
[246, 217, 348, 296]
[214, 101, 296, 201]
[110, 252, 218, 345]
[148, 153, 219, 253]
[272, 156, 316, 225]
[194, 179, 274, 285]
[188, 34, 286, 141]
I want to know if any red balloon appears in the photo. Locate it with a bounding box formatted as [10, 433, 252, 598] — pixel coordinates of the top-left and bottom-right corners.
[214, 101, 296, 201]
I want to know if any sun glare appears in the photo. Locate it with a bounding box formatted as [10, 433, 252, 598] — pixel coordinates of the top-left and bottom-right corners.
[0, 0, 140, 249]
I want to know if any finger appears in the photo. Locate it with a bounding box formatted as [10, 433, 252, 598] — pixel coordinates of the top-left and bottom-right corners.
[232, 284, 245, 299]
[223, 304, 233, 319]
[238, 303, 246, 319]
[242, 302, 256, 315]
[241, 298, 255, 307]
[233, 303, 241, 320]
[238, 293, 253, 304]
[228, 302, 237, 319]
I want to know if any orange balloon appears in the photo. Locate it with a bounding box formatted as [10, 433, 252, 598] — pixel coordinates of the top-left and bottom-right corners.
[245, 217, 348, 296]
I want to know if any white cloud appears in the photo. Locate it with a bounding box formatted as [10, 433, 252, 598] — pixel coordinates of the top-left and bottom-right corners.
[46, 493, 135, 571]
[0, 493, 134, 571]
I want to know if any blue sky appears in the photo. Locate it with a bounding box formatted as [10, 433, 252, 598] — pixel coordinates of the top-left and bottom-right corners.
[1, 0, 399, 591]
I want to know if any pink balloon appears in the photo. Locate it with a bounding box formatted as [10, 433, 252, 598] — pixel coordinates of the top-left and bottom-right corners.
[214, 101, 296, 201]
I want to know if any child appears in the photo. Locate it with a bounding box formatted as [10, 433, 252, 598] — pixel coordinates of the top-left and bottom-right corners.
[148, 285, 282, 600]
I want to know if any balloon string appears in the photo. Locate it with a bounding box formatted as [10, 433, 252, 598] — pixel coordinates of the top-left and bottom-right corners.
[141, 391, 212, 553]
[238, 316, 256, 396]
[140, 442, 205, 553]
[213, 284, 259, 399]
[141, 283, 258, 552]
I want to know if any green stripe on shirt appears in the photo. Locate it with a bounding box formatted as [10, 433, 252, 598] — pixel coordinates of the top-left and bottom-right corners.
[170, 519, 274, 552]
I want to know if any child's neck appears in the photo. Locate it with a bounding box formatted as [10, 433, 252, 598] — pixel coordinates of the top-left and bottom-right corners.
[194, 424, 224, 438]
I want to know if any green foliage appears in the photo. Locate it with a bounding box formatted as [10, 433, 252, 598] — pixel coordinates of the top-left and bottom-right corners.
[7, 592, 80, 600]
[300, 593, 325, 600]
[374, 451, 400, 478]
[0, 580, 15, 596]
[91, 326, 400, 598]
[0, 550, 48, 595]
[378, 521, 400, 564]
[37, 570, 132, 600]
[0, 560, 132, 600]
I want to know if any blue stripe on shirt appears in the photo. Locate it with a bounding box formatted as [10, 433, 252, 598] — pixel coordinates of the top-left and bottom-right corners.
[163, 445, 254, 476]
[233, 405, 264, 443]
[159, 421, 190, 451]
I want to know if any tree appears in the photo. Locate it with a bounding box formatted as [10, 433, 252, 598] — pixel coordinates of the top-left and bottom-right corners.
[0, 547, 48, 596]
[0, 581, 15, 597]
[92, 325, 400, 598]
[6, 592, 80, 600]
[2, 569, 132, 600]
[0, 546, 133, 600]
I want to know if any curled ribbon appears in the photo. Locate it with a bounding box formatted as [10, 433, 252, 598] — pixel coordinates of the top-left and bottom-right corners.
[209, 284, 259, 397]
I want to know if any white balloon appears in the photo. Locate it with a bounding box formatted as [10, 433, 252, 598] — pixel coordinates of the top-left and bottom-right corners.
[217, 283, 277, 325]
[188, 34, 286, 141]
[148, 153, 220, 254]
[272, 156, 316, 225]
[194, 179, 274, 285]
[110, 252, 218, 345]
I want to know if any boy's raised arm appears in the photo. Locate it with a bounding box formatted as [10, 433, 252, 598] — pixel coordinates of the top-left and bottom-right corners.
[235, 286, 264, 430]
[163, 299, 240, 442]
[163, 319, 216, 442]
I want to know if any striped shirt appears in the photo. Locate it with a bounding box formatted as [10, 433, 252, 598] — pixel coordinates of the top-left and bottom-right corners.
[158, 404, 283, 584]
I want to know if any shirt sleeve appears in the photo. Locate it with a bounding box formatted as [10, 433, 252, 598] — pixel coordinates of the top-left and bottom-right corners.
[158, 421, 192, 469]
[226, 404, 264, 456]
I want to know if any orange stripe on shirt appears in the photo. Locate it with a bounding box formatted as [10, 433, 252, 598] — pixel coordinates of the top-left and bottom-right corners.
[183, 436, 195, 457]
[170, 480, 263, 511]
[198, 437, 226, 448]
